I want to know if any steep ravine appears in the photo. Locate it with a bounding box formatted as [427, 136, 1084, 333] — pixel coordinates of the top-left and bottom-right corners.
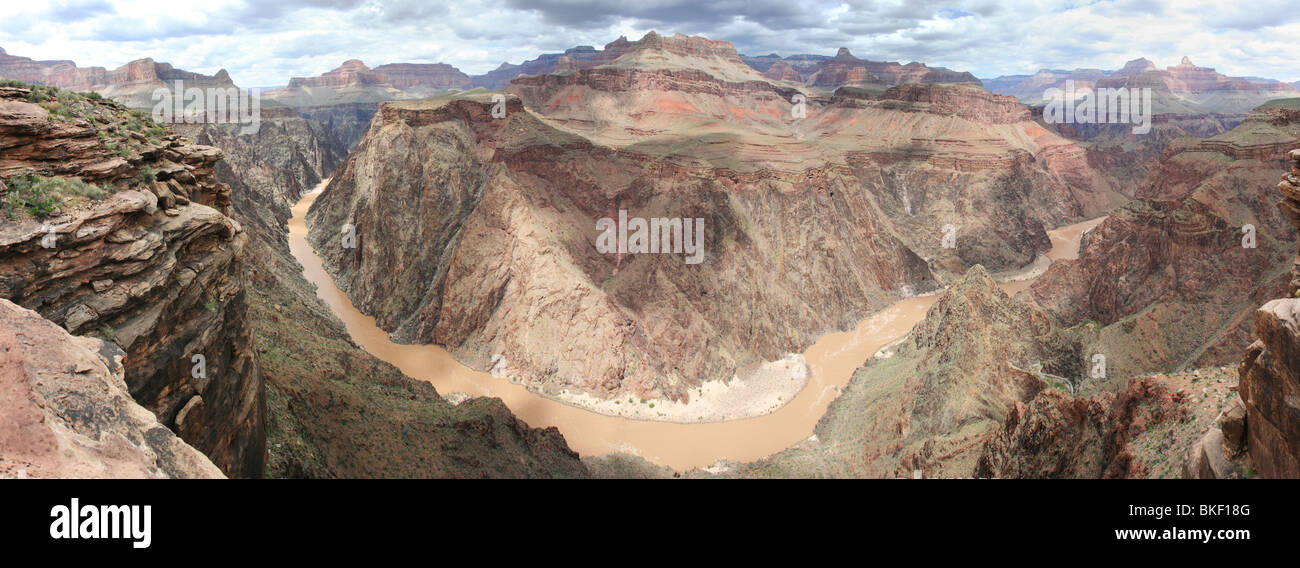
[189, 115, 588, 478]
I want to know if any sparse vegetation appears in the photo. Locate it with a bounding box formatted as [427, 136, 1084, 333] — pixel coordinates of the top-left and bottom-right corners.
[2, 174, 110, 220]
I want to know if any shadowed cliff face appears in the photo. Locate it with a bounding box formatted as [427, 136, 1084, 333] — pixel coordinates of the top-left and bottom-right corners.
[305, 34, 1124, 406]
[0, 86, 264, 477]
[1028, 102, 1300, 379]
[189, 113, 588, 478]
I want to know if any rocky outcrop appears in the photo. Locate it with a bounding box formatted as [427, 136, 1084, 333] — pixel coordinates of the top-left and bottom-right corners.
[266, 60, 407, 107]
[1231, 297, 1300, 477]
[286, 60, 387, 89]
[0, 86, 264, 477]
[761, 61, 802, 83]
[978, 376, 1191, 478]
[905, 267, 1059, 437]
[1281, 149, 1300, 292]
[0, 299, 224, 478]
[807, 48, 880, 87]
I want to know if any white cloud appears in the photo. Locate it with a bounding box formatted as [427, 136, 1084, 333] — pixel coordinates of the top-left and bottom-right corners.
[2, 0, 1297, 86]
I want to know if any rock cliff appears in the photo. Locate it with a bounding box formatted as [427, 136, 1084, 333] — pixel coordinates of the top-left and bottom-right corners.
[979, 375, 1193, 478]
[0, 84, 264, 476]
[1190, 148, 1300, 478]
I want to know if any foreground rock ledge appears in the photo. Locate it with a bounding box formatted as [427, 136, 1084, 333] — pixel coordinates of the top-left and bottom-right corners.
[0, 299, 223, 479]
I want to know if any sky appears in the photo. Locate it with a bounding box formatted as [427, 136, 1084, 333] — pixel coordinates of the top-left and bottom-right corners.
[1, 0, 1298, 87]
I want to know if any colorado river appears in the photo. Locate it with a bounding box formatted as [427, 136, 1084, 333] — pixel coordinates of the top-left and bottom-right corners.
[289, 182, 1104, 470]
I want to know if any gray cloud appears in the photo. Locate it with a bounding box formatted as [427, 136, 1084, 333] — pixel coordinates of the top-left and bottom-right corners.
[2, 0, 1298, 87]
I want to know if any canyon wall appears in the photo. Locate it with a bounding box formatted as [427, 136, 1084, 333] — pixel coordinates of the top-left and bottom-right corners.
[1029, 102, 1300, 379]
[0, 86, 264, 476]
[1194, 148, 1300, 478]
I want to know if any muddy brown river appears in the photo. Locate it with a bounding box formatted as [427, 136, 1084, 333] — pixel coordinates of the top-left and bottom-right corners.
[289, 183, 1105, 470]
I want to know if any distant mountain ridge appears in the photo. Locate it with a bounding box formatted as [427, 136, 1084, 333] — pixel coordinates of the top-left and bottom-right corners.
[983, 56, 1299, 114]
[264, 33, 984, 106]
[264, 35, 639, 105]
[0, 46, 240, 109]
[742, 47, 981, 87]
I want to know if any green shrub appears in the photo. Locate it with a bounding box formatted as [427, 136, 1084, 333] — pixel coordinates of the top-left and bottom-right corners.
[2, 174, 110, 219]
[138, 165, 156, 183]
[25, 87, 49, 103]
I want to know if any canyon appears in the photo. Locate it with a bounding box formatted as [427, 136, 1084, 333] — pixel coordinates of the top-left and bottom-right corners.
[306, 32, 1126, 416]
[3, 30, 1299, 480]
[1, 66, 587, 478]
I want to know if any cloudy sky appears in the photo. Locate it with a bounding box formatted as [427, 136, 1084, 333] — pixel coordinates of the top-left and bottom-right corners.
[2, 0, 1298, 87]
